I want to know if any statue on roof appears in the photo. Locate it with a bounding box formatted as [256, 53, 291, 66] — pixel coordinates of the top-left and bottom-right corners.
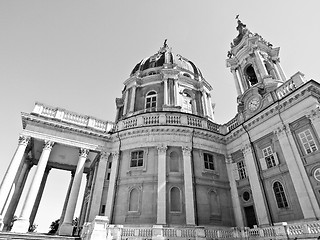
[232, 15, 248, 47]
[163, 39, 168, 48]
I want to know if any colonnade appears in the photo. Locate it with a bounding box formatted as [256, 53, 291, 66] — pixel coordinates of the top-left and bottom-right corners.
[0, 135, 103, 236]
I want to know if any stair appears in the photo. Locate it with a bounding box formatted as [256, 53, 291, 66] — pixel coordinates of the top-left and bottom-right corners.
[0, 232, 81, 240]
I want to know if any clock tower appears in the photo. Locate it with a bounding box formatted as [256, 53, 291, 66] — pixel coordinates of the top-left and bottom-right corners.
[226, 18, 287, 119]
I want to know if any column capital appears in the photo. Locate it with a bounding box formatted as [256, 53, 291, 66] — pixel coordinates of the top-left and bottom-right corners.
[273, 124, 290, 138]
[100, 151, 111, 160]
[157, 145, 167, 153]
[112, 151, 119, 158]
[225, 154, 233, 164]
[43, 140, 54, 150]
[79, 148, 89, 158]
[182, 146, 192, 156]
[18, 135, 31, 146]
[241, 143, 252, 156]
[307, 105, 320, 121]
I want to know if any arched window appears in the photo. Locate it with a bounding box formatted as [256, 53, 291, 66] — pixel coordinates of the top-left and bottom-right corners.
[209, 190, 221, 215]
[170, 151, 179, 172]
[129, 188, 139, 212]
[273, 181, 288, 208]
[170, 187, 181, 212]
[181, 92, 192, 114]
[146, 91, 157, 109]
[245, 65, 258, 86]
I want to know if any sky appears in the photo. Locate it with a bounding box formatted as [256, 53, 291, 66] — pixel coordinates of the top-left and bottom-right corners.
[1, 0, 320, 233]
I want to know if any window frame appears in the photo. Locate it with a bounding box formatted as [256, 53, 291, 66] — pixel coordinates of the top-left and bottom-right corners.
[203, 153, 215, 171]
[169, 186, 182, 213]
[261, 146, 279, 169]
[298, 129, 318, 155]
[145, 91, 157, 109]
[272, 181, 289, 209]
[130, 150, 144, 168]
[237, 160, 247, 180]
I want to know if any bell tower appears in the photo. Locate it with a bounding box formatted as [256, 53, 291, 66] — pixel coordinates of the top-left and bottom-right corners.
[226, 18, 288, 118]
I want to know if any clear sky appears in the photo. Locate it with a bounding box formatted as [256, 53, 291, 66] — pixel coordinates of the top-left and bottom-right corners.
[1, 0, 320, 233]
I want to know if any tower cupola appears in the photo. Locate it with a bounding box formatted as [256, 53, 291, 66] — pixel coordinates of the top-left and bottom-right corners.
[226, 18, 287, 98]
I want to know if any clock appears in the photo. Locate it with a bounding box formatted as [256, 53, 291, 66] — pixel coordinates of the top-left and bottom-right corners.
[248, 97, 261, 112]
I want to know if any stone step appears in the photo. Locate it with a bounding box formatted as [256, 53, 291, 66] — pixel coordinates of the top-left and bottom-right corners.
[0, 232, 81, 240]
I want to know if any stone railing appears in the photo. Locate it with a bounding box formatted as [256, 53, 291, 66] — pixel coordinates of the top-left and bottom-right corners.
[118, 112, 221, 134]
[275, 71, 305, 100]
[31, 102, 114, 133]
[81, 217, 320, 240]
[225, 115, 239, 132]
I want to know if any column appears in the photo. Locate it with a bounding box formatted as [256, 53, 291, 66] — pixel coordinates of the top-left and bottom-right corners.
[201, 91, 208, 117]
[275, 124, 320, 219]
[174, 79, 179, 106]
[123, 90, 129, 115]
[88, 152, 110, 222]
[59, 172, 75, 228]
[225, 155, 244, 227]
[105, 152, 120, 222]
[207, 93, 214, 120]
[0, 135, 30, 215]
[237, 68, 248, 91]
[254, 50, 269, 79]
[275, 61, 287, 81]
[231, 69, 242, 96]
[182, 146, 195, 225]
[242, 143, 270, 226]
[157, 145, 167, 225]
[12, 140, 54, 233]
[163, 79, 168, 106]
[2, 160, 33, 231]
[29, 167, 51, 226]
[129, 86, 136, 113]
[59, 148, 89, 236]
[77, 173, 90, 228]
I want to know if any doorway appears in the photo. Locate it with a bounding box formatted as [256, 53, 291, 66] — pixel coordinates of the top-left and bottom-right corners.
[244, 205, 257, 228]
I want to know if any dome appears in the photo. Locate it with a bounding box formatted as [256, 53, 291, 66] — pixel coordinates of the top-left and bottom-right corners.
[130, 41, 204, 80]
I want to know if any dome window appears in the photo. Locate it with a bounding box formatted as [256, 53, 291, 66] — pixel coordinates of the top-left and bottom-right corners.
[148, 71, 157, 76]
[145, 91, 157, 109]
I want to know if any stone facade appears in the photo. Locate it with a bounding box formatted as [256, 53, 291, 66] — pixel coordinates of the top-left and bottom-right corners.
[1, 20, 320, 240]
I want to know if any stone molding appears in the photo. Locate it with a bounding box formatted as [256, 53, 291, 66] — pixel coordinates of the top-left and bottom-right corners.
[79, 148, 89, 158]
[241, 143, 252, 155]
[307, 105, 320, 121]
[100, 151, 111, 160]
[225, 154, 233, 164]
[112, 151, 119, 159]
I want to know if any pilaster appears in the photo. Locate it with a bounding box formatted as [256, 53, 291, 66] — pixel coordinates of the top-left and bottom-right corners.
[182, 146, 195, 225]
[307, 106, 320, 138]
[105, 152, 120, 222]
[225, 154, 244, 227]
[241, 143, 269, 226]
[274, 124, 320, 219]
[129, 86, 136, 113]
[157, 145, 167, 225]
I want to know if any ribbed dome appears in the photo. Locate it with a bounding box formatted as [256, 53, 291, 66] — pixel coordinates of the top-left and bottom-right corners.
[130, 41, 204, 80]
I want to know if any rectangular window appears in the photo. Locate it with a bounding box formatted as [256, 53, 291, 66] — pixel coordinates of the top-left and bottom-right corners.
[107, 172, 110, 180]
[299, 129, 318, 154]
[101, 205, 106, 214]
[237, 161, 247, 179]
[204, 153, 214, 170]
[108, 162, 112, 169]
[146, 96, 156, 108]
[130, 151, 144, 167]
[262, 146, 277, 168]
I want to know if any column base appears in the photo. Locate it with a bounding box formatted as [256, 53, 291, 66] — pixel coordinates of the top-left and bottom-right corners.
[11, 217, 29, 233]
[58, 222, 74, 236]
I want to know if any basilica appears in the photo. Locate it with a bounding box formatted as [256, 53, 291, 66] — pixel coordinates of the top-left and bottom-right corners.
[1, 20, 320, 240]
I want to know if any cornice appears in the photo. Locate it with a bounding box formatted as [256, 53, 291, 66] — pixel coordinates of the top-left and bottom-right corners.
[22, 112, 112, 140]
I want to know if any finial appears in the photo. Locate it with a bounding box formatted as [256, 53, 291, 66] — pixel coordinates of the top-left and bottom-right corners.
[163, 39, 168, 48]
[235, 14, 239, 20]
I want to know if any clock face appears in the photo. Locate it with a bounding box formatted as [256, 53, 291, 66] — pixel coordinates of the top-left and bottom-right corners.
[248, 97, 260, 111]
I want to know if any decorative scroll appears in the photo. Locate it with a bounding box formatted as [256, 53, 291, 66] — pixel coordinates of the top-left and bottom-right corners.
[79, 148, 89, 158]
[112, 151, 119, 159]
[43, 140, 54, 150]
[157, 145, 167, 154]
[273, 124, 289, 138]
[100, 151, 111, 160]
[307, 105, 320, 121]
[241, 144, 252, 156]
[225, 154, 233, 164]
[18, 135, 31, 146]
